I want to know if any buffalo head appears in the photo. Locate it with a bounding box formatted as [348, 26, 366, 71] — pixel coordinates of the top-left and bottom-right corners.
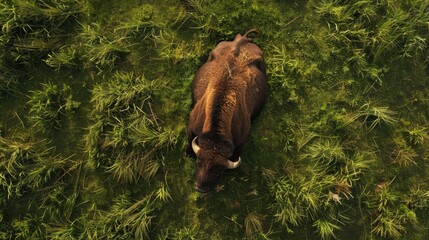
[191, 137, 240, 193]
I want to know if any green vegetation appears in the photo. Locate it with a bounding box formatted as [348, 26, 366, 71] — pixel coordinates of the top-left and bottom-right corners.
[27, 82, 79, 130]
[1, 0, 429, 239]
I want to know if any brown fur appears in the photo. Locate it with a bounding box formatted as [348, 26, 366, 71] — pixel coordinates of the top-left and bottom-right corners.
[186, 30, 268, 193]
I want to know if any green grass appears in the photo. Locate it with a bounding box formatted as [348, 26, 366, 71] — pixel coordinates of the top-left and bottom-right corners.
[0, 58, 22, 96]
[405, 126, 428, 146]
[78, 23, 131, 72]
[27, 82, 78, 130]
[85, 71, 178, 182]
[44, 45, 79, 69]
[313, 218, 342, 240]
[1, 0, 429, 239]
[0, 0, 87, 65]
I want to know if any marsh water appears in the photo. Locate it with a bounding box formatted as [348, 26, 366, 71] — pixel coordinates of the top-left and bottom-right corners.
[1, 0, 429, 239]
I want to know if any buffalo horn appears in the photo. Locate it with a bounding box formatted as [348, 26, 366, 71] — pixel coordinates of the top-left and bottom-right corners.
[226, 157, 241, 169]
[192, 137, 200, 154]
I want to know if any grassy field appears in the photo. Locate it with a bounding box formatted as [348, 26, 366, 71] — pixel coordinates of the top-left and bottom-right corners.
[1, 0, 429, 239]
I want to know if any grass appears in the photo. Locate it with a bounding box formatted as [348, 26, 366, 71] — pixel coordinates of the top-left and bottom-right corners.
[0, 0, 87, 65]
[371, 182, 405, 238]
[0, 57, 23, 96]
[0, 135, 77, 212]
[155, 181, 172, 203]
[391, 143, 418, 167]
[371, 213, 404, 238]
[86, 71, 178, 182]
[313, 218, 342, 240]
[44, 45, 79, 69]
[91, 71, 159, 115]
[339, 102, 398, 132]
[301, 138, 346, 165]
[78, 23, 130, 72]
[404, 126, 428, 146]
[27, 82, 78, 131]
[358, 103, 397, 131]
[1, 0, 429, 239]
[244, 212, 264, 238]
[114, 5, 161, 39]
[267, 171, 339, 233]
[80, 193, 156, 239]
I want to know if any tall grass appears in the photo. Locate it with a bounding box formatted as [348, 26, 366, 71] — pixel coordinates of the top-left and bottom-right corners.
[406, 185, 429, 209]
[340, 102, 397, 132]
[114, 5, 161, 39]
[152, 28, 205, 64]
[391, 143, 417, 167]
[78, 23, 130, 72]
[313, 219, 342, 240]
[0, 137, 50, 198]
[27, 82, 78, 131]
[267, 173, 337, 233]
[11, 214, 44, 239]
[91, 72, 158, 115]
[184, 0, 215, 36]
[244, 212, 264, 238]
[0, 136, 76, 200]
[371, 182, 405, 238]
[359, 179, 425, 239]
[266, 133, 374, 238]
[1, 0, 429, 239]
[316, 0, 429, 86]
[301, 138, 346, 166]
[0, 0, 60, 96]
[317, 0, 429, 59]
[86, 71, 178, 182]
[78, 193, 157, 239]
[44, 45, 79, 69]
[358, 102, 397, 131]
[266, 45, 298, 105]
[0, 0, 87, 64]
[165, 226, 199, 239]
[0, 57, 22, 96]
[44, 222, 76, 240]
[404, 126, 427, 146]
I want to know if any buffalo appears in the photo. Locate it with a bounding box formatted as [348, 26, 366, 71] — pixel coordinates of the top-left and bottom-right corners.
[186, 29, 268, 193]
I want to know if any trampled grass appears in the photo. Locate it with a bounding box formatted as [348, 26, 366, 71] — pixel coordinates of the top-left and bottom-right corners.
[1, 0, 429, 239]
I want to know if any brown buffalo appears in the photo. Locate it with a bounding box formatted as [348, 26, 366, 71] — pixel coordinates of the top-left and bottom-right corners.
[186, 29, 268, 193]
